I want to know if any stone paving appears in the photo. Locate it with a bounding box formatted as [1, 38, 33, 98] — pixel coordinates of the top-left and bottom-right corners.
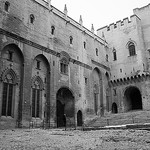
[0, 128, 150, 150]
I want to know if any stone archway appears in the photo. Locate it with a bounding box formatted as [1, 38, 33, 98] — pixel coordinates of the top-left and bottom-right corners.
[0, 44, 24, 128]
[56, 87, 74, 127]
[77, 110, 83, 126]
[124, 86, 142, 112]
[112, 102, 118, 114]
[32, 54, 50, 123]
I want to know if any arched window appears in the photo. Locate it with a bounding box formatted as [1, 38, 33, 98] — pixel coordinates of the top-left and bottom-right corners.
[32, 77, 43, 118]
[4, 1, 10, 12]
[106, 54, 108, 62]
[128, 42, 136, 56]
[30, 14, 35, 24]
[51, 26, 55, 35]
[1, 69, 18, 117]
[96, 48, 98, 56]
[83, 41, 86, 49]
[113, 48, 117, 61]
[70, 36, 73, 45]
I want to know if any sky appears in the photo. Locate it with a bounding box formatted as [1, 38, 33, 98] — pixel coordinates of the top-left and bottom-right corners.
[51, 0, 150, 31]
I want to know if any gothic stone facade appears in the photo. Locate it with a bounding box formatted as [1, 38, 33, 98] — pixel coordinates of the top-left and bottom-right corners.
[97, 4, 150, 113]
[0, 0, 150, 129]
[0, 0, 109, 129]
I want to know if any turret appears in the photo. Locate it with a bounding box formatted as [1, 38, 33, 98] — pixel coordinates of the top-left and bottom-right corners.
[91, 24, 94, 33]
[64, 4, 68, 17]
[79, 15, 83, 26]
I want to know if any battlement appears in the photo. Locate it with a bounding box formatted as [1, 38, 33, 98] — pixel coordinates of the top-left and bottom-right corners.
[97, 15, 141, 32]
[134, 3, 150, 12]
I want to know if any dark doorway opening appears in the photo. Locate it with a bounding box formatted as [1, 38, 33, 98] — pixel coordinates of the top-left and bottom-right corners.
[124, 87, 142, 111]
[56, 87, 74, 128]
[77, 110, 83, 126]
[112, 102, 118, 113]
[56, 100, 65, 127]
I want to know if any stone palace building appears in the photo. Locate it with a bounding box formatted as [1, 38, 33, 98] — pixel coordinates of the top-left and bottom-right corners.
[0, 0, 150, 129]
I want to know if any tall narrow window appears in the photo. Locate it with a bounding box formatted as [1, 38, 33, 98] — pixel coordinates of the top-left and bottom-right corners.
[60, 58, 68, 74]
[51, 26, 55, 35]
[30, 14, 35, 24]
[70, 36, 73, 45]
[106, 54, 108, 62]
[2, 72, 14, 117]
[36, 60, 41, 70]
[85, 77, 88, 84]
[8, 51, 13, 61]
[4, 1, 10, 12]
[113, 88, 117, 96]
[83, 41, 86, 49]
[128, 42, 136, 56]
[32, 77, 42, 118]
[32, 88, 40, 117]
[113, 48, 117, 61]
[96, 48, 98, 56]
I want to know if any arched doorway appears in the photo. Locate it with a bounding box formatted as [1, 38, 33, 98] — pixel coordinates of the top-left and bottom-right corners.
[124, 86, 142, 111]
[112, 102, 118, 113]
[77, 110, 83, 126]
[56, 87, 74, 127]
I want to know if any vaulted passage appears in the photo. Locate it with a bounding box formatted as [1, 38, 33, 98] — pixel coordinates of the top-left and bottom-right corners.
[124, 87, 142, 112]
[56, 88, 74, 127]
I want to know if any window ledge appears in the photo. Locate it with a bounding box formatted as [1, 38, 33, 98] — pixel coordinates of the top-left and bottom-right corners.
[60, 72, 68, 76]
[128, 54, 137, 57]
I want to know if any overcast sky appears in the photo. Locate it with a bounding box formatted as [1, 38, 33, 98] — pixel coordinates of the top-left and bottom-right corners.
[51, 0, 150, 31]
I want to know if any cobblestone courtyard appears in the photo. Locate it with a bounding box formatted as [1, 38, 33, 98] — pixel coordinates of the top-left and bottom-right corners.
[0, 128, 150, 150]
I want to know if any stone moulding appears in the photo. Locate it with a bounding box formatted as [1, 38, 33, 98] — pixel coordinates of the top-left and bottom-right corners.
[0, 28, 92, 70]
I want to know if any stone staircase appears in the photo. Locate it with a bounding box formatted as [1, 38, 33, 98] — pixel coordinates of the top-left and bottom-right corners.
[86, 110, 150, 127]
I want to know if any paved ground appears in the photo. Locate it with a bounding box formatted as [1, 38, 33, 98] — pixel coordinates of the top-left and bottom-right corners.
[0, 128, 150, 150]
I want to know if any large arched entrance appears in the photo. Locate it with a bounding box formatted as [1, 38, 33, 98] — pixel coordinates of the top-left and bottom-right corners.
[124, 86, 142, 112]
[56, 87, 74, 127]
[77, 110, 83, 126]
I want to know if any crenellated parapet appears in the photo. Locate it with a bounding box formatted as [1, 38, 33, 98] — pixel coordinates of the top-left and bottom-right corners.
[133, 3, 150, 13]
[109, 72, 150, 87]
[97, 15, 141, 33]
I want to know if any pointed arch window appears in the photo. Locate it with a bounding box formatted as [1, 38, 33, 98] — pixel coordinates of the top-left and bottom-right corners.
[4, 1, 10, 12]
[128, 42, 136, 56]
[1, 70, 17, 117]
[51, 26, 55, 35]
[70, 36, 73, 45]
[113, 48, 117, 61]
[31, 77, 43, 118]
[96, 48, 98, 56]
[30, 14, 35, 24]
[83, 41, 86, 49]
[106, 54, 108, 62]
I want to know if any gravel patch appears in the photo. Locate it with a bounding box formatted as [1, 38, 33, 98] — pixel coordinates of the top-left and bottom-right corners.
[0, 128, 150, 150]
